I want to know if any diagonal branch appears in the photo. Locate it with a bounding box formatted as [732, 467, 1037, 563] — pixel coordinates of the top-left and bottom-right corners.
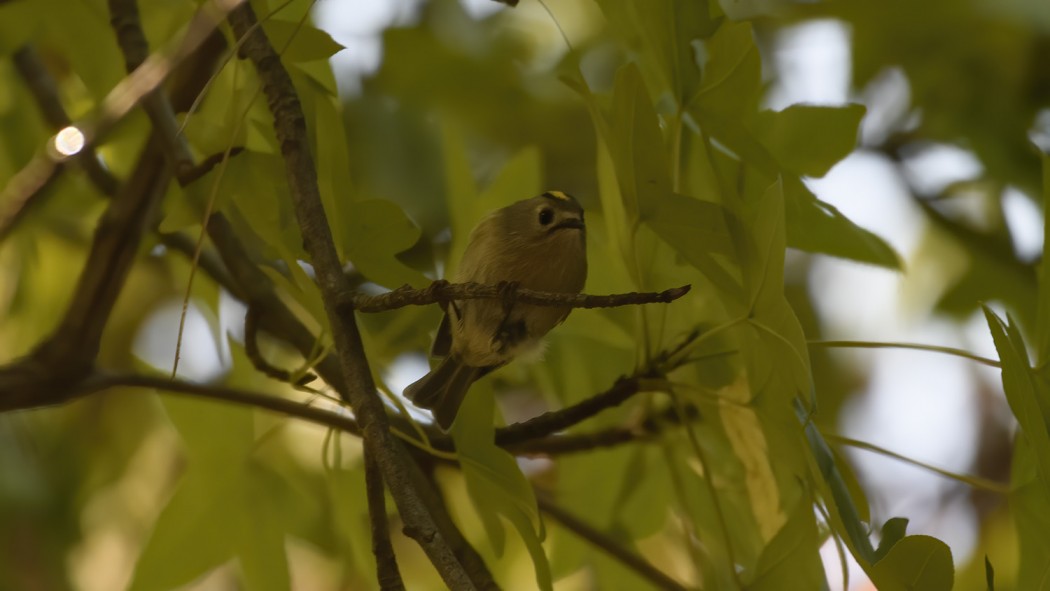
[0, 0, 241, 240]
[12, 45, 120, 197]
[494, 330, 701, 444]
[537, 494, 687, 591]
[226, 4, 475, 588]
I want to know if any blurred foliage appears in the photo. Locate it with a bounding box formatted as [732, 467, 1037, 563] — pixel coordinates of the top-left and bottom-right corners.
[0, 0, 1048, 589]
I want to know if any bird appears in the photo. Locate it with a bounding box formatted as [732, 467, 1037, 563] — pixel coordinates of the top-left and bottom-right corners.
[404, 191, 588, 430]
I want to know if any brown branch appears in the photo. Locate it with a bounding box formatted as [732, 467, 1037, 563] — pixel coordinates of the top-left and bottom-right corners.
[494, 330, 701, 445]
[0, 2, 231, 409]
[243, 305, 317, 386]
[364, 450, 405, 591]
[206, 214, 352, 397]
[182, 147, 246, 185]
[72, 371, 702, 462]
[398, 456, 502, 589]
[81, 372, 362, 436]
[495, 376, 642, 446]
[506, 405, 700, 456]
[108, 0, 195, 179]
[12, 45, 120, 197]
[25, 132, 171, 387]
[226, 4, 475, 588]
[537, 494, 688, 591]
[0, 0, 240, 237]
[0, 46, 120, 245]
[346, 280, 691, 313]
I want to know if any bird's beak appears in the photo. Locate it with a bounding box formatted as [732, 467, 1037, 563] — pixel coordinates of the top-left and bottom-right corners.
[553, 217, 584, 231]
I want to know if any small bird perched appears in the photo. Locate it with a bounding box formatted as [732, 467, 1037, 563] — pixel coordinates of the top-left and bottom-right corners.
[405, 191, 588, 429]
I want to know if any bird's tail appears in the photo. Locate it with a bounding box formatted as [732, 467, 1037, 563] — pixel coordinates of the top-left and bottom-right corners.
[404, 356, 479, 430]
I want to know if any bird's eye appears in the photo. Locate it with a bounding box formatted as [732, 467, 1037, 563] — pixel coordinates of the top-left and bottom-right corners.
[538, 208, 554, 226]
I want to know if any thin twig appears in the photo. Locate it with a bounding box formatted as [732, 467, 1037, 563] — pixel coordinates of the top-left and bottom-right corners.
[825, 434, 1010, 494]
[346, 281, 691, 313]
[244, 305, 317, 386]
[82, 372, 361, 434]
[182, 147, 246, 184]
[537, 494, 688, 591]
[809, 340, 1001, 368]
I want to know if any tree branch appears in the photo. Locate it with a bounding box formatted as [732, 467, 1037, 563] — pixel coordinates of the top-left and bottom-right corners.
[537, 494, 688, 591]
[365, 450, 405, 591]
[494, 330, 701, 445]
[226, 4, 474, 588]
[108, 0, 208, 178]
[495, 376, 642, 445]
[81, 372, 362, 436]
[0, 46, 121, 245]
[243, 305, 317, 386]
[12, 45, 120, 196]
[345, 280, 691, 313]
[0, 0, 240, 239]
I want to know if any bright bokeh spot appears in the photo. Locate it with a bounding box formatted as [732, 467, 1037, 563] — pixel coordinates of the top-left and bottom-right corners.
[53, 125, 85, 156]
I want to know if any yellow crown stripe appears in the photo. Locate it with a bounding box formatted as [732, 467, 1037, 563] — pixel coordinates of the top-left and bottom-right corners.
[543, 190, 570, 201]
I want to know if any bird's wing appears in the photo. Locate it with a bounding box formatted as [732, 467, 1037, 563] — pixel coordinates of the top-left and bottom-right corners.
[431, 299, 465, 358]
[431, 311, 452, 357]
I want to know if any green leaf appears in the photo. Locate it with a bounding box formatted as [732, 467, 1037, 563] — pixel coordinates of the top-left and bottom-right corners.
[262, 19, 345, 63]
[692, 21, 762, 118]
[444, 145, 544, 279]
[441, 121, 481, 276]
[690, 109, 901, 270]
[0, 2, 40, 55]
[479, 146, 543, 210]
[798, 399, 877, 565]
[784, 177, 903, 270]
[451, 383, 552, 591]
[745, 179, 811, 400]
[234, 466, 292, 591]
[751, 104, 867, 178]
[568, 63, 670, 227]
[131, 398, 290, 591]
[983, 307, 1050, 587]
[985, 555, 995, 591]
[129, 473, 240, 591]
[312, 93, 354, 256]
[608, 63, 672, 222]
[873, 517, 910, 561]
[983, 307, 1050, 498]
[870, 535, 954, 591]
[644, 192, 744, 298]
[327, 465, 378, 588]
[594, 0, 718, 105]
[747, 495, 826, 591]
[691, 105, 781, 175]
[1008, 408, 1050, 589]
[342, 199, 428, 288]
[1036, 152, 1050, 365]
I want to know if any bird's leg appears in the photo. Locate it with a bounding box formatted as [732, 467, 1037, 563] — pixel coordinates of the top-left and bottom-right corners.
[493, 281, 527, 353]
